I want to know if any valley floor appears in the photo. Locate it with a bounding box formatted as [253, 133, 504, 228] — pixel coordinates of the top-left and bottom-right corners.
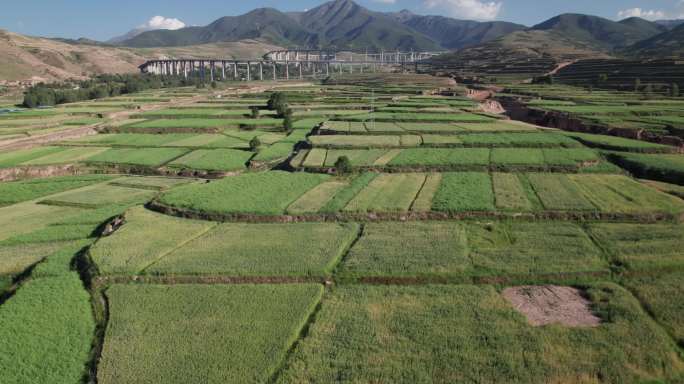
[0, 76, 683, 383]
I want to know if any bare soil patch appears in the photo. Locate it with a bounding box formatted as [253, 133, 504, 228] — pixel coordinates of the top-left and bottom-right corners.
[502, 285, 601, 327]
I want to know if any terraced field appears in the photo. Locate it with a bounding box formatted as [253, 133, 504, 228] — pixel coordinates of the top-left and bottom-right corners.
[0, 77, 683, 384]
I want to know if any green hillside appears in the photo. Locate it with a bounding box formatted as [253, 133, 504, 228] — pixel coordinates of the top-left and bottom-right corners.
[532, 13, 665, 50]
[626, 23, 684, 58]
[123, 0, 440, 51]
[397, 13, 526, 49]
[123, 8, 315, 48]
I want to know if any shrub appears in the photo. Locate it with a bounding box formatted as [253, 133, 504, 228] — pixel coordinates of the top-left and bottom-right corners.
[249, 136, 262, 152]
[283, 109, 294, 133]
[250, 106, 260, 119]
[335, 156, 352, 175]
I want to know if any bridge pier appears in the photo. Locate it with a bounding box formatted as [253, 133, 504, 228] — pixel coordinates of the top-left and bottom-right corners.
[139, 50, 442, 80]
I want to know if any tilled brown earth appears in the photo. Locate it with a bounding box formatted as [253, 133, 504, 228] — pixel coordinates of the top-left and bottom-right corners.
[502, 285, 601, 327]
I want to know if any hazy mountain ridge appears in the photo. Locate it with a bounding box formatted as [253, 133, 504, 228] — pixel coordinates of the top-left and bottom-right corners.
[624, 23, 684, 58]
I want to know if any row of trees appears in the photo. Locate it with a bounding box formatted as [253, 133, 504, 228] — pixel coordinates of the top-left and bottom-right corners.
[267, 92, 294, 133]
[23, 74, 201, 108]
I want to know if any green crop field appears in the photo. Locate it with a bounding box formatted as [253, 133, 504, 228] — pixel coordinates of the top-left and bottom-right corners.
[0, 175, 114, 206]
[167, 149, 252, 172]
[276, 284, 683, 383]
[0, 274, 95, 383]
[432, 172, 495, 211]
[86, 147, 189, 167]
[1, 79, 683, 384]
[90, 207, 217, 274]
[98, 284, 323, 384]
[344, 173, 425, 212]
[158, 171, 329, 215]
[149, 222, 358, 276]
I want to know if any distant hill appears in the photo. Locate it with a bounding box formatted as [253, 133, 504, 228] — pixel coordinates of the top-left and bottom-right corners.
[123, 8, 315, 48]
[625, 23, 684, 58]
[425, 30, 611, 77]
[531, 14, 665, 50]
[295, 0, 440, 51]
[393, 12, 526, 49]
[122, 0, 440, 51]
[655, 20, 684, 30]
[0, 29, 280, 83]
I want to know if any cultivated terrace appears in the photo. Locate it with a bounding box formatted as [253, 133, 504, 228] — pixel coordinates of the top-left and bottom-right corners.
[0, 73, 683, 384]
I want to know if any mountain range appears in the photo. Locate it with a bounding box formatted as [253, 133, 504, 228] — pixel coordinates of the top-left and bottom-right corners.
[116, 0, 682, 58]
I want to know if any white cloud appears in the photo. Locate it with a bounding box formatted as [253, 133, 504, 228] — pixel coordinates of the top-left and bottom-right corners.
[138, 16, 186, 31]
[617, 8, 666, 20]
[424, 0, 502, 21]
[373, 0, 397, 3]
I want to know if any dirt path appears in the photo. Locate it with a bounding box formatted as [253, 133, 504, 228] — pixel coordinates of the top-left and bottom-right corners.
[545, 60, 577, 76]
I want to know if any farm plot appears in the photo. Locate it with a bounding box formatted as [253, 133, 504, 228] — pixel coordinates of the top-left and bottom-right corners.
[0, 224, 96, 247]
[607, 152, 684, 185]
[67, 133, 194, 147]
[569, 174, 684, 216]
[563, 132, 676, 153]
[466, 221, 606, 277]
[454, 122, 539, 132]
[339, 221, 605, 280]
[90, 207, 216, 275]
[0, 202, 81, 242]
[40, 183, 157, 208]
[157, 171, 329, 216]
[623, 273, 684, 346]
[98, 284, 323, 384]
[460, 132, 581, 147]
[251, 142, 294, 165]
[167, 149, 253, 172]
[344, 173, 425, 212]
[277, 284, 683, 383]
[0, 146, 69, 168]
[0, 175, 114, 207]
[388, 148, 490, 169]
[287, 180, 349, 214]
[588, 223, 684, 271]
[0, 274, 95, 384]
[319, 173, 378, 213]
[342, 112, 497, 123]
[20, 146, 109, 165]
[120, 118, 283, 132]
[363, 121, 405, 133]
[136, 108, 255, 119]
[339, 222, 469, 279]
[0, 241, 82, 277]
[323, 149, 389, 168]
[85, 147, 189, 167]
[492, 173, 534, 211]
[431, 172, 495, 212]
[161, 134, 249, 149]
[526, 173, 595, 211]
[410, 173, 442, 212]
[309, 135, 416, 148]
[148, 222, 359, 276]
[107, 176, 195, 190]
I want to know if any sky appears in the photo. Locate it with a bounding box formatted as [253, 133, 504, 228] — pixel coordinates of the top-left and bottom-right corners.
[1, 0, 683, 41]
